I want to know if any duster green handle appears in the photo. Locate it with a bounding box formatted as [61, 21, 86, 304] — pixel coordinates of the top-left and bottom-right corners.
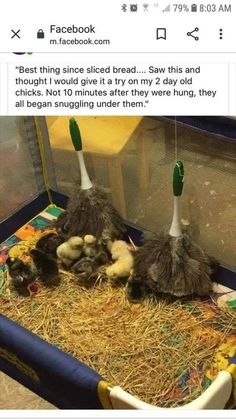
[69, 117, 82, 151]
[173, 161, 184, 197]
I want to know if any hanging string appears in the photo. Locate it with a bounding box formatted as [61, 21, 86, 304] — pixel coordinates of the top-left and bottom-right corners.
[34, 117, 53, 205]
[174, 116, 178, 161]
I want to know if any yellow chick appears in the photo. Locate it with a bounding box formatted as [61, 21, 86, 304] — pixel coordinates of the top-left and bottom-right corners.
[83, 235, 97, 257]
[56, 236, 83, 267]
[106, 240, 133, 278]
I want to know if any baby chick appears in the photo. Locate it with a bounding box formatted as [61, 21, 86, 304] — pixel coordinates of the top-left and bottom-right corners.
[36, 232, 63, 258]
[30, 248, 60, 287]
[56, 236, 83, 267]
[71, 256, 96, 277]
[106, 240, 133, 278]
[71, 256, 102, 287]
[126, 275, 148, 303]
[6, 257, 37, 296]
[83, 235, 98, 258]
[83, 234, 108, 263]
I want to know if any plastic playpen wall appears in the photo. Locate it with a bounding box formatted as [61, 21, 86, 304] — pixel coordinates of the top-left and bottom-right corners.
[1, 115, 235, 269]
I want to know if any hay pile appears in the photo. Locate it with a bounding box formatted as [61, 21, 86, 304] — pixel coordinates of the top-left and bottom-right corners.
[1, 272, 236, 408]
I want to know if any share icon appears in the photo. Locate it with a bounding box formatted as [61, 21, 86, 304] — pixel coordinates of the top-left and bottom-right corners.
[187, 27, 199, 40]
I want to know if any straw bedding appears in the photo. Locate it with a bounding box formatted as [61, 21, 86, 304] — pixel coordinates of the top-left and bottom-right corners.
[1, 264, 236, 408]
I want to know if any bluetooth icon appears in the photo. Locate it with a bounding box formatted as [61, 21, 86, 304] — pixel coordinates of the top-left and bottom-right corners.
[121, 4, 127, 12]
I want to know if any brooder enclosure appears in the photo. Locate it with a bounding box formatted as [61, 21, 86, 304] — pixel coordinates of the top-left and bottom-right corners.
[0, 115, 236, 409]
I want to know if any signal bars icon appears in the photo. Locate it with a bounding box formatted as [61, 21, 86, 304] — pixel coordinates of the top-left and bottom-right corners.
[162, 3, 170, 12]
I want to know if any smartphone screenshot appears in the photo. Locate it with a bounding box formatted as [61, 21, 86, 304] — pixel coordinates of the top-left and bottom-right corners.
[0, 1, 236, 418]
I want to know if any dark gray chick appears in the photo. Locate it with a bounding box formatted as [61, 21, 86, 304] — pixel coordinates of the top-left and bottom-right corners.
[71, 256, 100, 286]
[6, 257, 37, 296]
[30, 248, 60, 287]
[36, 232, 63, 258]
[126, 275, 148, 304]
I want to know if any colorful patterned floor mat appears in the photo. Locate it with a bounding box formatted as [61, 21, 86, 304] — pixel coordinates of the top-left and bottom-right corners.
[0, 205, 236, 407]
[0, 205, 62, 284]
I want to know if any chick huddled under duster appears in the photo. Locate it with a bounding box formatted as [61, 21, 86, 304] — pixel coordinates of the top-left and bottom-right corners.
[35, 232, 63, 258]
[106, 240, 134, 279]
[71, 235, 109, 285]
[55, 117, 126, 243]
[56, 236, 84, 268]
[127, 161, 216, 303]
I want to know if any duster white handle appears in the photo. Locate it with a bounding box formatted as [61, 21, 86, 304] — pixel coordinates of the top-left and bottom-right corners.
[169, 161, 184, 237]
[169, 196, 182, 237]
[69, 117, 93, 190]
[76, 151, 93, 190]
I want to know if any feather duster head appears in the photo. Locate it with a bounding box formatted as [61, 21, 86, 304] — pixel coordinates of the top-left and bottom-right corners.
[129, 233, 215, 299]
[55, 186, 126, 242]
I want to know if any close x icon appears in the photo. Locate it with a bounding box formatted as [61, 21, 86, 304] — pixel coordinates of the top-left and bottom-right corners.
[11, 29, 21, 39]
